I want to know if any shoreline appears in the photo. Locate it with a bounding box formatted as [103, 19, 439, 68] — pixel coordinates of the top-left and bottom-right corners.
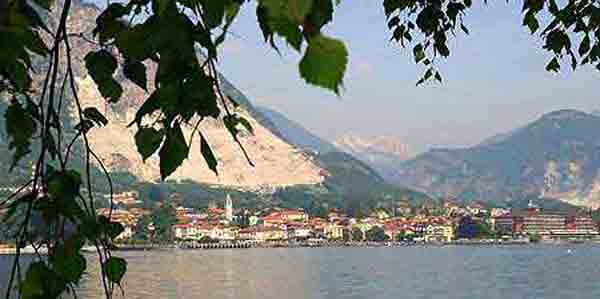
[2, 239, 598, 255]
[112, 239, 600, 251]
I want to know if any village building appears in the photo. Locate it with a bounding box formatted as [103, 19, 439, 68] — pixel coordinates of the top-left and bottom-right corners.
[424, 224, 454, 243]
[492, 201, 599, 239]
[107, 191, 141, 207]
[323, 223, 344, 240]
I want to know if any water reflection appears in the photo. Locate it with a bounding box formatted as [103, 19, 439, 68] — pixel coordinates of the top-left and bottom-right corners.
[2, 246, 600, 299]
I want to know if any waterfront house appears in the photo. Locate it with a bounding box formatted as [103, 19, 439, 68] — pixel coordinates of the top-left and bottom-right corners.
[492, 205, 599, 239]
[106, 191, 141, 207]
[466, 203, 488, 216]
[286, 222, 312, 239]
[209, 225, 238, 241]
[261, 213, 285, 227]
[323, 223, 344, 240]
[383, 222, 402, 240]
[173, 223, 196, 240]
[490, 208, 510, 217]
[254, 225, 287, 241]
[424, 224, 454, 243]
[173, 223, 213, 240]
[279, 209, 309, 222]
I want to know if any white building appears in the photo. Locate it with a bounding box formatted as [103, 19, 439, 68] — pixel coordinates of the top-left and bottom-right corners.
[225, 194, 233, 222]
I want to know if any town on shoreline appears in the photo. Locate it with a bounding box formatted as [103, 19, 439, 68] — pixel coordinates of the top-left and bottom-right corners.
[92, 192, 600, 249]
[2, 190, 599, 253]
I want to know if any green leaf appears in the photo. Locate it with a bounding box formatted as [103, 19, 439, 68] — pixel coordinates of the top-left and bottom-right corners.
[4, 99, 37, 171]
[579, 35, 591, 57]
[271, 17, 303, 51]
[83, 107, 109, 127]
[383, 0, 399, 16]
[199, 132, 218, 174]
[129, 91, 161, 127]
[47, 170, 83, 220]
[434, 71, 443, 83]
[413, 44, 425, 63]
[20, 262, 47, 298]
[80, 216, 101, 240]
[424, 68, 433, 80]
[544, 29, 570, 54]
[85, 50, 123, 103]
[64, 233, 86, 251]
[48, 170, 82, 201]
[460, 23, 469, 35]
[225, 0, 242, 24]
[201, 0, 226, 28]
[85, 50, 117, 80]
[22, 29, 49, 57]
[157, 0, 173, 15]
[99, 79, 124, 103]
[257, 5, 274, 43]
[223, 115, 240, 138]
[53, 253, 86, 283]
[545, 57, 560, 72]
[124, 60, 148, 91]
[305, 0, 333, 30]
[158, 127, 189, 180]
[108, 221, 125, 239]
[32, 0, 54, 10]
[416, 68, 433, 86]
[263, 0, 314, 23]
[94, 3, 129, 43]
[237, 116, 254, 135]
[98, 215, 125, 239]
[135, 127, 164, 162]
[299, 34, 348, 94]
[523, 10, 540, 34]
[21, 261, 66, 298]
[103, 257, 127, 284]
[6, 62, 33, 92]
[4, 193, 34, 223]
[115, 23, 155, 61]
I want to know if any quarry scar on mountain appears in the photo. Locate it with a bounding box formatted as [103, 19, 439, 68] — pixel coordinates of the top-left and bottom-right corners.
[76, 75, 326, 190]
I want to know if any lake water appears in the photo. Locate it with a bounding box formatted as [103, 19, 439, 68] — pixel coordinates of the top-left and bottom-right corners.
[2, 245, 600, 299]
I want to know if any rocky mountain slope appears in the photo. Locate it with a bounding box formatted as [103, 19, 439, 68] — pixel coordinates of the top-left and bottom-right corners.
[395, 110, 600, 209]
[1, 1, 325, 191]
[257, 106, 338, 153]
[2, 1, 431, 214]
[333, 134, 412, 180]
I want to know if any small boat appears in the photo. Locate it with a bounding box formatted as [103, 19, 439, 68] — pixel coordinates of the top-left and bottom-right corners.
[0, 245, 48, 255]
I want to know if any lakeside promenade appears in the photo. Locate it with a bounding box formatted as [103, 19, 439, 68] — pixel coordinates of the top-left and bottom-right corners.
[3, 238, 598, 255]
[104, 238, 564, 250]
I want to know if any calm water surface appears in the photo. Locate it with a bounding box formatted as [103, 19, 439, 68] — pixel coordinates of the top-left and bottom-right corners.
[2, 245, 600, 299]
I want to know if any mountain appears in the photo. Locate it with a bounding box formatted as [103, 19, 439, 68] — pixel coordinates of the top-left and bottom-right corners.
[0, 1, 326, 192]
[255, 106, 431, 213]
[395, 109, 600, 209]
[2, 1, 431, 215]
[333, 134, 412, 180]
[257, 107, 338, 153]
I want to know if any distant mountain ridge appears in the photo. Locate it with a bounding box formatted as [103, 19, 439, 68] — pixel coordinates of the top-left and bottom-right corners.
[333, 134, 412, 180]
[395, 109, 600, 209]
[257, 107, 338, 153]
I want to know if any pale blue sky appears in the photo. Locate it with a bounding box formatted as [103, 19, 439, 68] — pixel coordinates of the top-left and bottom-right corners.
[216, 1, 599, 153]
[90, 1, 599, 154]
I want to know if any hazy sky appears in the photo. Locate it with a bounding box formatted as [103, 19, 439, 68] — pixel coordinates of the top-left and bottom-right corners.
[215, 1, 599, 153]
